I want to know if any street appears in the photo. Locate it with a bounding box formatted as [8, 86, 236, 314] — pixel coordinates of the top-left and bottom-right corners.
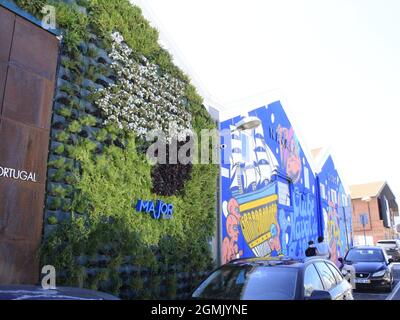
[354, 263, 400, 300]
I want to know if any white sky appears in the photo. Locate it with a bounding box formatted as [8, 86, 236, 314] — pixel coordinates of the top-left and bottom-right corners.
[133, 0, 400, 201]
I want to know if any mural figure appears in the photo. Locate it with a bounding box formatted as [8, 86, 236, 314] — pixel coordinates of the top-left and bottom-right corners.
[277, 125, 302, 183]
[222, 198, 243, 264]
[323, 202, 342, 264]
[319, 157, 352, 265]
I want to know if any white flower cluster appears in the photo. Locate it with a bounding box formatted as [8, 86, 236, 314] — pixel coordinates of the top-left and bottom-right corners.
[96, 32, 192, 141]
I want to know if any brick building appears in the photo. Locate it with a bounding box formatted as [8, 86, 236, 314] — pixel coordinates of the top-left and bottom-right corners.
[350, 181, 399, 245]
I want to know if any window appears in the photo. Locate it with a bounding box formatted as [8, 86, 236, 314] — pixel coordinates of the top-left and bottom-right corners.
[377, 240, 396, 245]
[331, 189, 337, 204]
[192, 265, 298, 300]
[354, 235, 374, 246]
[303, 264, 324, 298]
[345, 248, 384, 263]
[278, 180, 291, 206]
[342, 194, 348, 207]
[320, 183, 326, 200]
[314, 262, 337, 290]
[303, 166, 310, 189]
[325, 262, 343, 284]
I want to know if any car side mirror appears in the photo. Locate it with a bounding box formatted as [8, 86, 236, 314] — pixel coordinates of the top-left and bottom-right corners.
[388, 258, 394, 264]
[308, 290, 332, 300]
[338, 257, 343, 263]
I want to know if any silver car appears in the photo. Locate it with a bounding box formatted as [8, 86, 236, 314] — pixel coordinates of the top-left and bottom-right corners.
[377, 240, 400, 262]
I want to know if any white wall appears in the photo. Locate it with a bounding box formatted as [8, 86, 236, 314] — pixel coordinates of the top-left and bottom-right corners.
[354, 235, 374, 246]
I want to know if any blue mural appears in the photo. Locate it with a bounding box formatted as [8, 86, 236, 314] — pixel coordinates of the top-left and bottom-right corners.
[220, 101, 321, 263]
[317, 155, 353, 264]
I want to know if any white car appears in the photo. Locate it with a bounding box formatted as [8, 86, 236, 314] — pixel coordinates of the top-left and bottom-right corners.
[376, 240, 400, 262]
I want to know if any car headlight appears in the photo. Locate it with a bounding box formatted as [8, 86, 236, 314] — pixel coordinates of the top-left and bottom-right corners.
[372, 270, 386, 277]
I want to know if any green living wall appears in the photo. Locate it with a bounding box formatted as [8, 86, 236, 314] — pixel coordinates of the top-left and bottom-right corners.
[14, 0, 218, 299]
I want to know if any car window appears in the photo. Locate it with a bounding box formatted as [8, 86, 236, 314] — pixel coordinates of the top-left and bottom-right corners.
[303, 264, 324, 297]
[378, 241, 396, 245]
[314, 262, 337, 290]
[192, 265, 298, 300]
[382, 250, 389, 258]
[325, 262, 343, 284]
[345, 248, 384, 262]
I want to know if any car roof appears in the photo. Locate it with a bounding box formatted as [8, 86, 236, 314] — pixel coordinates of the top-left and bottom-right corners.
[226, 256, 332, 268]
[350, 245, 383, 250]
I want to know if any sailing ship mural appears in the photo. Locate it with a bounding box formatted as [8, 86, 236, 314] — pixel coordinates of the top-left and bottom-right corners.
[229, 122, 281, 258]
[220, 100, 332, 264]
[229, 123, 278, 194]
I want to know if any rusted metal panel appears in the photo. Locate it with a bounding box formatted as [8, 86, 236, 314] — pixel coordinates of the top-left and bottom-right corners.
[0, 7, 14, 63]
[0, 4, 59, 286]
[2, 65, 54, 129]
[0, 62, 7, 114]
[0, 179, 45, 243]
[0, 118, 49, 184]
[0, 240, 39, 285]
[9, 16, 59, 80]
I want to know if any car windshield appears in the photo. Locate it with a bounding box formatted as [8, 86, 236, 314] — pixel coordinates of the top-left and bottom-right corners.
[192, 265, 298, 300]
[345, 249, 384, 262]
[378, 241, 396, 246]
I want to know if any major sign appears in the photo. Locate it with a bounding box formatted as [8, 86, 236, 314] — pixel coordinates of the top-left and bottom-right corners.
[136, 199, 174, 219]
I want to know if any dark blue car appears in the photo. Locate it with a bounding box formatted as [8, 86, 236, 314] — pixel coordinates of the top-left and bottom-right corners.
[339, 246, 394, 292]
[192, 256, 353, 300]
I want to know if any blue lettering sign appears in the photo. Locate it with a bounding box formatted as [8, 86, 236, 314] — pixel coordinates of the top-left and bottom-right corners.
[135, 199, 174, 219]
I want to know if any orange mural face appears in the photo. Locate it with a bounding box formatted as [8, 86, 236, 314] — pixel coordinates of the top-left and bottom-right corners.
[269, 223, 282, 253]
[222, 197, 243, 264]
[287, 155, 301, 183]
[226, 214, 240, 241]
[228, 198, 240, 219]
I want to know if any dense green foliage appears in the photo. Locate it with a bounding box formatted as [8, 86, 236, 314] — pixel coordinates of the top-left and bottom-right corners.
[42, 133, 217, 297]
[15, 0, 218, 298]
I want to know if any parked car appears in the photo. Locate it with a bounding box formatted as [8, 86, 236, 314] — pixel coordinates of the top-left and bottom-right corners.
[338, 246, 394, 292]
[377, 240, 400, 262]
[0, 285, 120, 300]
[191, 256, 353, 300]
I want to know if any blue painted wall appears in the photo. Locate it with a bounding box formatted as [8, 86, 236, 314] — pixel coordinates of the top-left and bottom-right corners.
[317, 155, 353, 264]
[220, 101, 321, 264]
[219, 100, 353, 265]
